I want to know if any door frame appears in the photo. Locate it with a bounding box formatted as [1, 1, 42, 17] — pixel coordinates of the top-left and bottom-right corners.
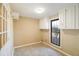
[50, 18, 60, 46]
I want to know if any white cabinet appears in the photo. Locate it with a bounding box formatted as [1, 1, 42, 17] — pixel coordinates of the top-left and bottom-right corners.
[59, 4, 79, 29]
[39, 17, 49, 29]
[65, 5, 75, 29]
[59, 8, 66, 29]
[75, 4, 79, 29]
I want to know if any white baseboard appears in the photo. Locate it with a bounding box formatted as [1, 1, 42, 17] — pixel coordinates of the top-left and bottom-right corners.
[14, 41, 71, 56]
[14, 41, 42, 49]
[42, 42, 71, 56]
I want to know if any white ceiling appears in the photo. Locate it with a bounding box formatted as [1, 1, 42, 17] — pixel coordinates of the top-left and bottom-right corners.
[10, 3, 74, 19]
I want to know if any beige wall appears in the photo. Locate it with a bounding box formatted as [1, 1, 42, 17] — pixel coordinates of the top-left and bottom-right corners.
[41, 15, 79, 56]
[13, 15, 79, 55]
[61, 30, 79, 55]
[40, 29, 49, 42]
[13, 16, 42, 47]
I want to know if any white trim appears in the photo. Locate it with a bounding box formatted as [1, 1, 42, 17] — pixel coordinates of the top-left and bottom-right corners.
[49, 19, 62, 48]
[42, 42, 71, 56]
[14, 41, 42, 49]
[12, 47, 14, 56]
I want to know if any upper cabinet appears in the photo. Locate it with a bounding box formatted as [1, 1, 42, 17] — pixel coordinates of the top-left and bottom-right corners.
[59, 4, 79, 29]
[39, 17, 49, 29]
[75, 4, 79, 29]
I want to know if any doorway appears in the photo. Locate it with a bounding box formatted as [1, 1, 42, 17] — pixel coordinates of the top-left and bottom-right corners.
[51, 19, 60, 46]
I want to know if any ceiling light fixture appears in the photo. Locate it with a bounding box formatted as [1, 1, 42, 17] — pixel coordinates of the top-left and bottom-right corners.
[34, 8, 45, 14]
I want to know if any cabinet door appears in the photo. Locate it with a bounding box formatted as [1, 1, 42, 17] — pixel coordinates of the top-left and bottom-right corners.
[59, 8, 66, 29]
[44, 18, 49, 29]
[39, 19, 44, 29]
[76, 4, 79, 29]
[39, 18, 49, 29]
[65, 5, 75, 29]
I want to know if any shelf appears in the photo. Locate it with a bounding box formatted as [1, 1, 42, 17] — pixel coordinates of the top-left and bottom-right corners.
[0, 32, 7, 48]
[0, 4, 2, 17]
[0, 31, 7, 34]
[0, 34, 2, 48]
[0, 32, 3, 34]
[3, 19, 7, 32]
[3, 6, 6, 18]
[0, 17, 2, 32]
[2, 33, 7, 46]
[0, 16, 7, 20]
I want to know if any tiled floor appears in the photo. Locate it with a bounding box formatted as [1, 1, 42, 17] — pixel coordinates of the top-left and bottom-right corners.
[14, 43, 63, 56]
